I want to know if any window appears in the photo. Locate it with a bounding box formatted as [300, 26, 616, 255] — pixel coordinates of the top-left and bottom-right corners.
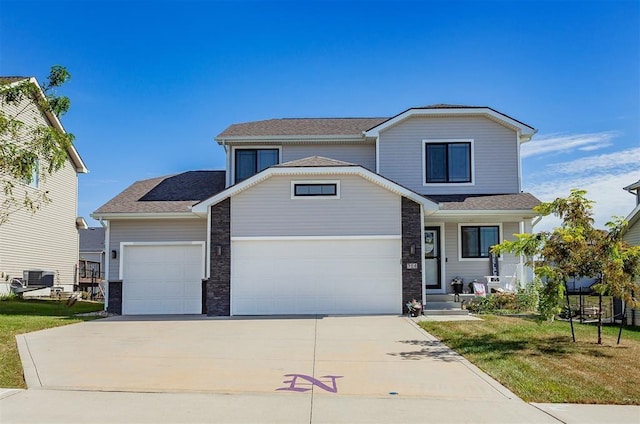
[424, 141, 472, 184]
[291, 180, 340, 199]
[234, 148, 279, 182]
[461, 225, 499, 258]
[21, 158, 39, 188]
[294, 183, 337, 197]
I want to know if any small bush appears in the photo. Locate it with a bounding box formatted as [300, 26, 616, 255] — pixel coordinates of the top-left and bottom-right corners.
[467, 282, 540, 314]
[0, 292, 18, 301]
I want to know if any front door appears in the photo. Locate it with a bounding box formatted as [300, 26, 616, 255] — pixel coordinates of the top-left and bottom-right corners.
[424, 227, 442, 290]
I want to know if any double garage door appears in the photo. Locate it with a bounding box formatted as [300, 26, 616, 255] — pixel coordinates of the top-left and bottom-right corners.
[120, 238, 402, 315]
[122, 243, 204, 315]
[231, 237, 402, 315]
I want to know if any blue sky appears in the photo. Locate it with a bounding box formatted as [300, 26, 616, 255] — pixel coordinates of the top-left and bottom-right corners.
[1, 0, 638, 230]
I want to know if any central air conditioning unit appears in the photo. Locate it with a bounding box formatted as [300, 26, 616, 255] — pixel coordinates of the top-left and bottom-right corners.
[23, 270, 55, 287]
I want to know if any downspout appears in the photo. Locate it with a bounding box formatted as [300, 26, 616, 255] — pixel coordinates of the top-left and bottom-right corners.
[99, 218, 109, 310]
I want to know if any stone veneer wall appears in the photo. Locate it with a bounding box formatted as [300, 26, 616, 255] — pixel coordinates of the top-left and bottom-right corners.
[107, 280, 122, 314]
[206, 198, 231, 316]
[401, 197, 422, 310]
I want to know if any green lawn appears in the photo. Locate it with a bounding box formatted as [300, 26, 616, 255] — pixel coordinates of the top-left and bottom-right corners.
[419, 315, 640, 404]
[0, 298, 104, 388]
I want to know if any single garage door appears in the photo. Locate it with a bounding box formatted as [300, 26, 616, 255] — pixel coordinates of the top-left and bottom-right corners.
[122, 243, 204, 315]
[231, 237, 401, 315]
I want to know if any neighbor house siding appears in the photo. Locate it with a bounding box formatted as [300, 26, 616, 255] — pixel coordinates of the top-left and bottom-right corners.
[442, 221, 520, 291]
[623, 220, 640, 246]
[107, 219, 207, 279]
[282, 143, 376, 170]
[0, 96, 80, 292]
[377, 116, 519, 195]
[231, 175, 401, 237]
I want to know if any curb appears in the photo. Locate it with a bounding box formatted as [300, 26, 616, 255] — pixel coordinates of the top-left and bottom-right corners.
[15, 334, 41, 388]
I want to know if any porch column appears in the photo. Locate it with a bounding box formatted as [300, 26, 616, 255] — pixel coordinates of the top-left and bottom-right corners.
[206, 198, 231, 316]
[401, 197, 422, 310]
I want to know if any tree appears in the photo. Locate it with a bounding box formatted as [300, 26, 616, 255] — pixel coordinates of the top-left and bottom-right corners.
[0, 65, 74, 225]
[493, 189, 640, 344]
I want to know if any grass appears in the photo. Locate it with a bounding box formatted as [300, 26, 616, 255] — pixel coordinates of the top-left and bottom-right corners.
[0, 298, 104, 388]
[418, 315, 640, 404]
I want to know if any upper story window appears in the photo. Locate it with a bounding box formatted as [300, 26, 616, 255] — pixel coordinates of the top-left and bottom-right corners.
[423, 140, 473, 185]
[460, 225, 499, 259]
[291, 180, 340, 199]
[234, 148, 279, 182]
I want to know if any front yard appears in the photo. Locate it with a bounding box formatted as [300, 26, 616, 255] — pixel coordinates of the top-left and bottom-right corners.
[0, 298, 104, 388]
[419, 315, 640, 404]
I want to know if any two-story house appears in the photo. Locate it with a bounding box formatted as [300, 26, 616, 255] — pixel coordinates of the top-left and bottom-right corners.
[0, 76, 88, 297]
[93, 105, 540, 316]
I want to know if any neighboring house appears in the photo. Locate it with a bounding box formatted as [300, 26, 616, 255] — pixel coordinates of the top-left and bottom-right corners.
[0, 76, 88, 296]
[93, 105, 540, 316]
[79, 227, 106, 295]
[622, 179, 640, 325]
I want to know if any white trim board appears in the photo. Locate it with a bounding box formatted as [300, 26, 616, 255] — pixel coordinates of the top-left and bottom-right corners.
[192, 165, 439, 214]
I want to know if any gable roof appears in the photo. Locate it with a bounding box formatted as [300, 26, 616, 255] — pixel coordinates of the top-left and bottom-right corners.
[215, 105, 535, 143]
[93, 171, 226, 217]
[364, 105, 536, 142]
[192, 161, 439, 214]
[1, 76, 88, 173]
[623, 179, 640, 193]
[79, 227, 105, 252]
[217, 118, 386, 139]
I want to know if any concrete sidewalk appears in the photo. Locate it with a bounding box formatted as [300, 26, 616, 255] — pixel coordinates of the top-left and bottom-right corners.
[1, 389, 638, 423]
[1, 315, 637, 423]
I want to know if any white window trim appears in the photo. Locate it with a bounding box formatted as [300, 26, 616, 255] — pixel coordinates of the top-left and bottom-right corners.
[422, 139, 475, 187]
[230, 145, 282, 185]
[290, 180, 341, 200]
[457, 223, 503, 262]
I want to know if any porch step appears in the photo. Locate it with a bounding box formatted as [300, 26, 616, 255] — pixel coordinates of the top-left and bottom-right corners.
[424, 309, 470, 316]
[424, 300, 470, 316]
[427, 294, 477, 302]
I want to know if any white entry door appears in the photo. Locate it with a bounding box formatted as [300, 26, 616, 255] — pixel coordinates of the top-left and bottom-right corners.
[231, 237, 401, 315]
[121, 243, 204, 315]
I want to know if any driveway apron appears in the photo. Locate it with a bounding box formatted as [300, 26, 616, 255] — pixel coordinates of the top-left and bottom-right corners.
[12, 315, 561, 423]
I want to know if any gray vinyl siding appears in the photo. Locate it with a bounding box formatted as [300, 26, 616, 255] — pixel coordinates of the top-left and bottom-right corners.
[442, 221, 520, 290]
[378, 116, 520, 195]
[107, 219, 207, 279]
[623, 219, 640, 246]
[80, 252, 103, 263]
[0, 96, 80, 290]
[231, 175, 401, 237]
[282, 143, 376, 170]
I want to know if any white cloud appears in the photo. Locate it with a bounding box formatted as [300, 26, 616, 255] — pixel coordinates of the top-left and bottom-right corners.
[533, 147, 640, 177]
[526, 162, 640, 233]
[521, 131, 618, 159]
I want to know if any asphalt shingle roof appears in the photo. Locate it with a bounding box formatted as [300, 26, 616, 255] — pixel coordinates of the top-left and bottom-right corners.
[94, 171, 226, 214]
[0, 76, 29, 84]
[216, 104, 534, 138]
[217, 118, 387, 138]
[79, 227, 105, 251]
[429, 193, 541, 210]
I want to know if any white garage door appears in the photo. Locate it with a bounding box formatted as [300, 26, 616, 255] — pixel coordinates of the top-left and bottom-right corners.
[122, 243, 204, 315]
[231, 237, 401, 315]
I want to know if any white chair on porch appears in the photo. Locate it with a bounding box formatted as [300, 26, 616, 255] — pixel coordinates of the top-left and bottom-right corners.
[486, 265, 518, 293]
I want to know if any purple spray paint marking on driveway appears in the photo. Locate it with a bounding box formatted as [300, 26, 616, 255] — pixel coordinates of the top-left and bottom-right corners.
[276, 374, 343, 393]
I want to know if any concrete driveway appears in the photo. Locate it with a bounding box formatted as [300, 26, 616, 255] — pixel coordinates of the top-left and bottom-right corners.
[5, 315, 570, 423]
